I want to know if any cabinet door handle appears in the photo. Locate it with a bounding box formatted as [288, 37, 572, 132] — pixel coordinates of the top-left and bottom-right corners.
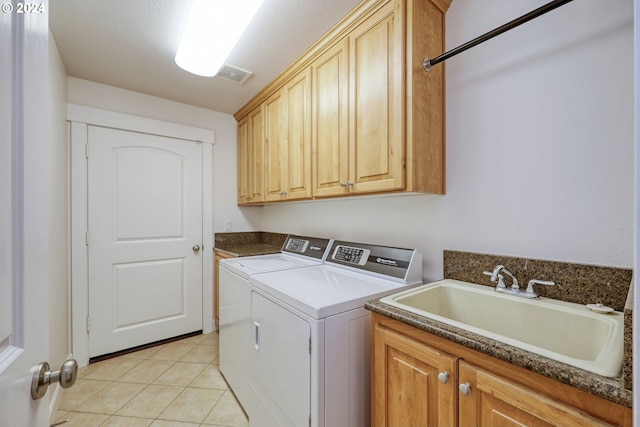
[437, 372, 449, 384]
[459, 382, 472, 396]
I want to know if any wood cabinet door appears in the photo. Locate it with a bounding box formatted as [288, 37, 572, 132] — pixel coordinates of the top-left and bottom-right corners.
[349, 0, 404, 194]
[248, 106, 264, 203]
[264, 89, 287, 201]
[236, 117, 250, 205]
[237, 107, 264, 205]
[312, 39, 350, 197]
[458, 361, 613, 427]
[373, 324, 457, 427]
[284, 68, 312, 200]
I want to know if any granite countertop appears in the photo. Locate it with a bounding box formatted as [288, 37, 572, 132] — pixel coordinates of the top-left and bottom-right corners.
[215, 243, 283, 257]
[365, 298, 632, 408]
[214, 231, 287, 257]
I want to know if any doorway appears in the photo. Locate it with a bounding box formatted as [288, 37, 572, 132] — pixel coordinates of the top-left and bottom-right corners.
[70, 106, 214, 366]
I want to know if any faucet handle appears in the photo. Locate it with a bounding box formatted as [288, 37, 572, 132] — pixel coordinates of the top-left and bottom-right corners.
[525, 279, 555, 295]
[483, 271, 506, 288]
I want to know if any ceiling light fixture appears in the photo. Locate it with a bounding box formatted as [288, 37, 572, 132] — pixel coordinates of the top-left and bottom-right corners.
[175, 0, 264, 77]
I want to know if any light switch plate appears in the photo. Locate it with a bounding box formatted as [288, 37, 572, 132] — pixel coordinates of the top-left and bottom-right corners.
[224, 220, 233, 232]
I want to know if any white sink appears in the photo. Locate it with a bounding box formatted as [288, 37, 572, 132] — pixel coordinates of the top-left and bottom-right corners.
[380, 279, 624, 378]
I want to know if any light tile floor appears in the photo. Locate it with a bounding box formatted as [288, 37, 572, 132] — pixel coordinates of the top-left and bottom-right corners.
[55, 332, 249, 427]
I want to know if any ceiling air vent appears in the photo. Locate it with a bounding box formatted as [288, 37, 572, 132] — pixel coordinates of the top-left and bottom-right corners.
[216, 64, 253, 84]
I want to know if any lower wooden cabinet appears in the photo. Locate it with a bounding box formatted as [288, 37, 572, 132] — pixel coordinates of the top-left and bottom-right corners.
[374, 323, 457, 427]
[371, 313, 632, 427]
[459, 362, 612, 427]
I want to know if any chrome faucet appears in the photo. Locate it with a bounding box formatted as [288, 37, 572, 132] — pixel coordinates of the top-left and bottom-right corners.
[484, 265, 519, 291]
[483, 265, 555, 299]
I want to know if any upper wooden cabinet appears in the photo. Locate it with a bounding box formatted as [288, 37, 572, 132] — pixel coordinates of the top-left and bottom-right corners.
[311, 39, 350, 197]
[348, 1, 404, 195]
[237, 106, 264, 205]
[264, 68, 313, 202]
[235, 0, 450, 204]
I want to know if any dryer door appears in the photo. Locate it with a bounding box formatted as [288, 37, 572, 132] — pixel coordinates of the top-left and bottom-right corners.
[249, 291, 311, 427]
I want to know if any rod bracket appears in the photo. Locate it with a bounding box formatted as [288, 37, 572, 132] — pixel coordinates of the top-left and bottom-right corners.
[422, 58, 432, 72]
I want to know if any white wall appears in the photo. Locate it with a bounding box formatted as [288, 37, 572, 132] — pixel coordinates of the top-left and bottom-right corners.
[64, 1, 634, 285]
[66, 77, 264, 234]
[259, 0, 635, 281]
[48, 33, 70, 368]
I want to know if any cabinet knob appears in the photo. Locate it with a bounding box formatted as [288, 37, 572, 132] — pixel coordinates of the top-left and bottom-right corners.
[340, 182, 347, 187]
[459, 382, 472, 396]
[437, 372, 449, 384]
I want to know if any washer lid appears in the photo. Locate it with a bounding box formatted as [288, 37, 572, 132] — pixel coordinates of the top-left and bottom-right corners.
[251, 265, 421, 319]
[220, 253, 322, 279]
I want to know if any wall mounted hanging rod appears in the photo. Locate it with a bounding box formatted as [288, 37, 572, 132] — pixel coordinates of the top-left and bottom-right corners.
[423, 0, 575, 72]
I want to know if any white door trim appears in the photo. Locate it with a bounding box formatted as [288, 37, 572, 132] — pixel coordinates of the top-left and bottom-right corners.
[70, 105, 214, 367]
[67, 104, 215, 145]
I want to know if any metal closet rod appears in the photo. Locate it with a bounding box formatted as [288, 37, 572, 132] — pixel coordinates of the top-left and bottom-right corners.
[423, 0, 575, 72]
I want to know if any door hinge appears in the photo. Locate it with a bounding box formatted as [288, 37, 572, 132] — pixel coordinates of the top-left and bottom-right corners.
[86, 316, 91, 333]
[85, 230, 89, 246]
[309, 337, 311, 354]
[85, 143, 89, 158]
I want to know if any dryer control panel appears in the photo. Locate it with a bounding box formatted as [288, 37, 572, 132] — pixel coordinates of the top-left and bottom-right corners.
[326, 240, 422, 283]
[331, 245, 370, 266]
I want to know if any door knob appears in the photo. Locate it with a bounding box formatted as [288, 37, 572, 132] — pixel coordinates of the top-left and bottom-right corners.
[192, 244, 201, 252]
[31, 359, 78, 400]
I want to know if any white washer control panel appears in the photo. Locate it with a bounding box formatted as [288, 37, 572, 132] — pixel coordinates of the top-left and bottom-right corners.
[285, 238, 309, 253]
[280, 235, 332, 260]
[331, 245, 370, 266]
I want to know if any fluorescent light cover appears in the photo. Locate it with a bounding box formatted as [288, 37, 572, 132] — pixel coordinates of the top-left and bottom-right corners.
[175, 0, 264, 77]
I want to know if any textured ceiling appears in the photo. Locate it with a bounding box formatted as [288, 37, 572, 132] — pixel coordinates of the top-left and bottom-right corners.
[50, 0, 362, 115]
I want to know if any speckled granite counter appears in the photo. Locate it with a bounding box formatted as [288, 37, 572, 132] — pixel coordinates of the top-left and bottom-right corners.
[366, 299, 631, 408]
[366, 250, 634, 408]
[214, 232, 287, 257]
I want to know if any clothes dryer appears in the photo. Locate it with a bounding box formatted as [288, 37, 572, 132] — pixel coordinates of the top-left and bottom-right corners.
[245, 240, 422, 427]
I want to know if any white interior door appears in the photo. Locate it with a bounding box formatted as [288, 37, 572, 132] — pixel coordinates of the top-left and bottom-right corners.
[0, 3, 51, 426]
[88, 125, 203, 358]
